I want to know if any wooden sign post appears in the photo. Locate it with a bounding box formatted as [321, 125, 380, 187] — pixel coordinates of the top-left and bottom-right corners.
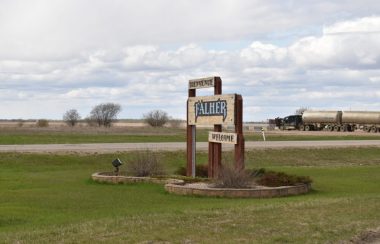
[187, 76, 244, 178]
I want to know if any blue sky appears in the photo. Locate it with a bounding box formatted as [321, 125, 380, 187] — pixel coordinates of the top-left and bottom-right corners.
[1, 0, 380, 121]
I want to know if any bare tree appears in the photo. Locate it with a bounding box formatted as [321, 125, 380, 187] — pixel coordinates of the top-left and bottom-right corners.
[295, 107, 308, 115]
[143, 110, 169, 127]
[89, 103, 121, 127]
[63, 109, 81, 127]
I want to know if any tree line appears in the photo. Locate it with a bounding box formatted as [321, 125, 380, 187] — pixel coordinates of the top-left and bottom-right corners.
[63, 103, 174, 128]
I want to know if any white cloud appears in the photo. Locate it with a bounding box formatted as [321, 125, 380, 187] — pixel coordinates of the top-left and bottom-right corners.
[289, 16, 380, 68]
[324, 16, 380, 34]
[240, 42, 288, 67]
[1, 1, 380, 120]
[121, 44, 211, 70]
[2, 0, 380, 59]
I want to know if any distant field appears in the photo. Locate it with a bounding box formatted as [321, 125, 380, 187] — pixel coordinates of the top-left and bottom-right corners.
[0, 125, 380, 144]
[0, 147, 379, 243]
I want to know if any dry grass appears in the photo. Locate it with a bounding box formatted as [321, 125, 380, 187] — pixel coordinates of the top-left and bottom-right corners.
[126, 150, 166, 176]
[214, 164, 252, 188]
[0, 123, 183, 135]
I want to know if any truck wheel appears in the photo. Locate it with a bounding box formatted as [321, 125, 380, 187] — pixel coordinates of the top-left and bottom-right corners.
[305, 125, 310, 131]
[326, 125, 333, 131]
[341, 125, 347, 132]
[334, 125, 340, 132]
[299, 125, 305, 131]
[370, 127, 378, 133]
[364, 126, 370, 132]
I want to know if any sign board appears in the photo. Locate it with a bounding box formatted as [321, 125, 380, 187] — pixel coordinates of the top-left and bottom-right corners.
[189, 77, 215, 90]
[188, 94, 235, 125]
[208, 132, 237, 144]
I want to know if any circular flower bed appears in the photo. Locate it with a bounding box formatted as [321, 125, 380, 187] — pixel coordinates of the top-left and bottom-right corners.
[166, 166, 312, 198]
[164, 182, 311, 198]
[92, 167, 312, 198]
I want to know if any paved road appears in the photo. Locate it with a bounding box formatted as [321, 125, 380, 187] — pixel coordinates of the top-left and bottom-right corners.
[1, 140, 380, 153]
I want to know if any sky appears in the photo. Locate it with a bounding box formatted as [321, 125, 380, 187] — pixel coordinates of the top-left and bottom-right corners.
[1, 0, 380, 121]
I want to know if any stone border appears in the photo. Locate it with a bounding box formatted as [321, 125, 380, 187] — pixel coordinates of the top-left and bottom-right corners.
[164, 182, 311, 198]
[91, 172, 184, 185]
[92, 172, 311, 198]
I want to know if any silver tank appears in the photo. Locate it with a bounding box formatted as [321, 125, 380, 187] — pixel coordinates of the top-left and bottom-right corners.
[342, 111, 380, 124]
[302, 110, 342, 124]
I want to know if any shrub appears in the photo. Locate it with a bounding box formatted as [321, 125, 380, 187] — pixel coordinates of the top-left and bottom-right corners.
[36, 119, 49, 127]
[85, 116, 98, 127]
[89, 103, 121, 127]
[214, 165, 252, 188]
[196, 164, 209, 177]
[126, 151, 165, 177]
[63, 109, 81, 127]
[174, 166, 187, 176]
[17, 120, 24, 127]
[246, 168, 266, 178]
[257, 171, 312, 187]
[175, 164, 208, 177]
[143, 110, 169, 127]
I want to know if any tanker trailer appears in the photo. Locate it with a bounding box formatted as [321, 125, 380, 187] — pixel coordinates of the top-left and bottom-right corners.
[301, 110, 342, 131]
[342, 111, 380, 133]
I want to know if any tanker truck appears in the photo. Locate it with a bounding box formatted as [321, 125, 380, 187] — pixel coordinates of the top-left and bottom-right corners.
[275, 110, 380, 133]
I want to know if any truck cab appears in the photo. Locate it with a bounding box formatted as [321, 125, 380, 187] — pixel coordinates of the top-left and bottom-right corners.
[278, 115, 302, 130]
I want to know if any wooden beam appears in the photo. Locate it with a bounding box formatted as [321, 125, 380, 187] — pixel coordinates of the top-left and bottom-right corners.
[234, 94, 245, 170]
[187, 89, 196, 177]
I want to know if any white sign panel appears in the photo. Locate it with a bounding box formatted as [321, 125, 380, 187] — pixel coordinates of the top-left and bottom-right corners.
[189, 77, 215, 90]
[188, 94, 235, 125]
[208, 132, 238, 144]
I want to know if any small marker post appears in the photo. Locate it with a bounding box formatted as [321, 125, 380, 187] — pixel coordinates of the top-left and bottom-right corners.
[261, 127, 266, 141]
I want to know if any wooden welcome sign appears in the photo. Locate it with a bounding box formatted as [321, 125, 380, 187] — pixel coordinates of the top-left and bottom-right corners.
[186, 76, 245, 178]
[208, 132, 238, 144]
[188, 94, 235, 125]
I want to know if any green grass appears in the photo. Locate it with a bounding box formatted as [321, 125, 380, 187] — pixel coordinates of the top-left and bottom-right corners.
[0, 133, 188, 144]
[253, 133, 380, 141]
[1, 127, 380, 144]
[1, 148, 380, 243]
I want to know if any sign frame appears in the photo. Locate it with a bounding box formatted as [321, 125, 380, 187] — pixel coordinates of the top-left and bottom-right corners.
[208, 132, 238, 144]
[186, 76, 245, 178]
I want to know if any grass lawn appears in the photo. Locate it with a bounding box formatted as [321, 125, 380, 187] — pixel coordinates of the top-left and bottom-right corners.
[0, 147, 380, 243]
[1, 126, 380, 144]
